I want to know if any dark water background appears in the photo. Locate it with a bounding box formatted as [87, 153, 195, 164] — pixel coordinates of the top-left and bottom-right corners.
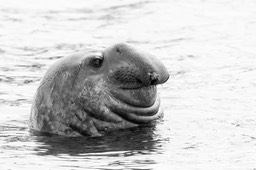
[1, 0, 256, 169]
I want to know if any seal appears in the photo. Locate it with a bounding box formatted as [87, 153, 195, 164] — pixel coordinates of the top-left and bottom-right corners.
[29, 43, 169, 137]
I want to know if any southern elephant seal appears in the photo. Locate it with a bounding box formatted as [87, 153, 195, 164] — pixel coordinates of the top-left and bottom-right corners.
[29, 43, 169, 137]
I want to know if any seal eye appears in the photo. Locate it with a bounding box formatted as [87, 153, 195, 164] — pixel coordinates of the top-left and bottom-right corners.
[90, 56, 103, 68]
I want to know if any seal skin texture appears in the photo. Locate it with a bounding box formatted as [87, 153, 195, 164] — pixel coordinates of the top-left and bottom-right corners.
[29, 43, 169, 137]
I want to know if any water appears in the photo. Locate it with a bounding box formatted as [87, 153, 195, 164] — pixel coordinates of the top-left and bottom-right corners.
[1, 0, 256, 169]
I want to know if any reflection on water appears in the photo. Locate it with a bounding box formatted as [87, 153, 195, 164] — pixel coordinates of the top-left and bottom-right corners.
[0, 118, 168, 169]
[1, 0, 256, 169]
[34, 126, 159, 156]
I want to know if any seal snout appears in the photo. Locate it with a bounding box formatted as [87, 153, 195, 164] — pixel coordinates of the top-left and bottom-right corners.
[104, 43, 169, 107]
[105, 43, 169, 88]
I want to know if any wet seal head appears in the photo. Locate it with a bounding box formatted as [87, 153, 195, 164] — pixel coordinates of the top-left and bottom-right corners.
[29, 43, 169, 137]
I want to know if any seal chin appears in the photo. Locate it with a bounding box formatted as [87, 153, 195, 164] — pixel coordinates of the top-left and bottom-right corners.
[107, 89, 163, 124]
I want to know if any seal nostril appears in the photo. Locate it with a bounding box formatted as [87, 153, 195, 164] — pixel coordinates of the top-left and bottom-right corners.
[116, 47, 121, 53]
[149, 72, 159, 85]
[151, 78, 158, 85]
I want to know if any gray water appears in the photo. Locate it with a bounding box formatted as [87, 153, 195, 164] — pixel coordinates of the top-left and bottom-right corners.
[1, 0, 256, 169]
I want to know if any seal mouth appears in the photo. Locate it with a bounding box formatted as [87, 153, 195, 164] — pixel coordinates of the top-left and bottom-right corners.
[106, 85, 162, 124]
[110, 85, 157, 107]
[107, 93, 162, 124]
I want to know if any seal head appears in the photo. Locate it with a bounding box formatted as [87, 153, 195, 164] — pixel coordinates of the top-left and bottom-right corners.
[30, 43, 169, 136]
